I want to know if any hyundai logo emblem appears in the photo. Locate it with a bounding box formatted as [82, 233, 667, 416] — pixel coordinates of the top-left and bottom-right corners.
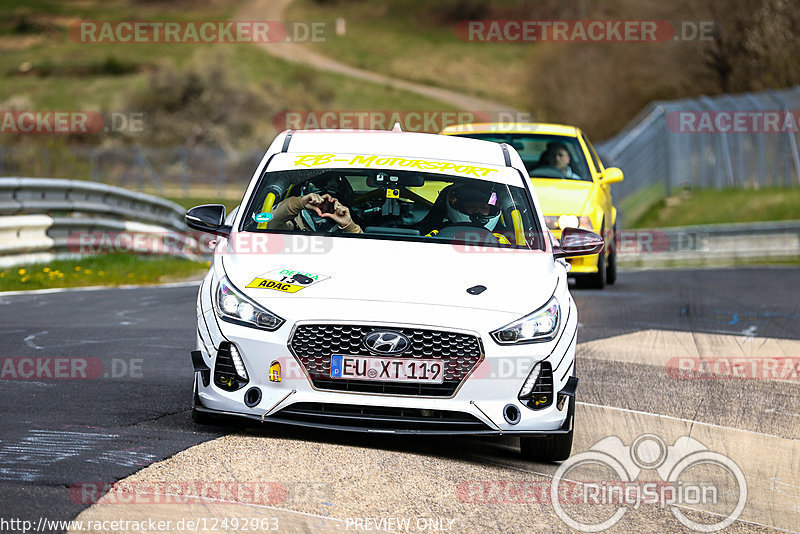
[363, 330, 410, 355]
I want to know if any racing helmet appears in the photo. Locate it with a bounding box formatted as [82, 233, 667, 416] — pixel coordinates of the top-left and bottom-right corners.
[445, 184, 501, 231]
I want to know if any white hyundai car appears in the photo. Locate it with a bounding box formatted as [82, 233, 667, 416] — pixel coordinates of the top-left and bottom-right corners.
[186, 128, 602, 462]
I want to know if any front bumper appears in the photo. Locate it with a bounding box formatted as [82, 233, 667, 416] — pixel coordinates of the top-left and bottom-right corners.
[194, 281, 578, 436]
[567, 253, 601, 274]
[192, 392, 576, 436]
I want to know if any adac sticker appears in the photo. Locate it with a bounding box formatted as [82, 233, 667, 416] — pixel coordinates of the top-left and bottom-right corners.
[253, 212, 273, 223]
[246, 268, 330, 293]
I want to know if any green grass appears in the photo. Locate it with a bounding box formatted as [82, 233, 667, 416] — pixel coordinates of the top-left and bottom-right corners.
[631, 187, 800, 229]
[617, 182, 667, 228]
[0, 254, 209, 291]
[286, 0, 531, 110]
[0, 0, 238, 109]
[0, 0, 457, 120]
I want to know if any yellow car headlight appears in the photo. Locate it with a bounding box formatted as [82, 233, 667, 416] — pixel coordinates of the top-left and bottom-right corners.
[544, 215, 593, 231]
[558, 215, 580, 229]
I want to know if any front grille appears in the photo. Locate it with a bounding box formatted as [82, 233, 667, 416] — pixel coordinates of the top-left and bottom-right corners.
[289, 324, 483, 397]
[274, 402, 491, 432]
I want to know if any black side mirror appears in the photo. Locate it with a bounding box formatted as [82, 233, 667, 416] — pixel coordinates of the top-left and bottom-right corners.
[185, 204, 231, 237]
[554, 227, 604, 259]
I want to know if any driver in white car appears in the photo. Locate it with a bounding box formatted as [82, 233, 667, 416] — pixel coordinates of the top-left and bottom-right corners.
[426, 183, 511, 244]
[271, 178, 363, 234]
[445, 184, 502, 231]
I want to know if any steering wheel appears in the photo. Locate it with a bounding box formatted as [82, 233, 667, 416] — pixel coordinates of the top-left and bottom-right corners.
[430, 222, 498, 242]
[529, 166, 568, 179]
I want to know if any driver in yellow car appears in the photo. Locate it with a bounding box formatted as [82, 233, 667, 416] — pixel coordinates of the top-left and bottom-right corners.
[540, 141, 581, 179]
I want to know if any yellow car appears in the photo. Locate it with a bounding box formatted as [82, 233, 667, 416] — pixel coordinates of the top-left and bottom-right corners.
[441, 122, 623, 288]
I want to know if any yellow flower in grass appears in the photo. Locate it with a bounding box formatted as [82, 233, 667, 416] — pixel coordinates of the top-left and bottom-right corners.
[74, 266, 82, 271]
[18, 269, 26, 275]
[43, 267, 51, 273]
[98, 271, 105, 276]
[20, 276, 29, 283]
[83, 269, 93, 275]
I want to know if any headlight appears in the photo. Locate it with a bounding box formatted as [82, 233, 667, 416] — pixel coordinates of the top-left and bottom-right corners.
[491, 297, 560, 344]
[216, 277, 284, 331]
[544, 215, 593, 231]
[558, 215, 580, 230]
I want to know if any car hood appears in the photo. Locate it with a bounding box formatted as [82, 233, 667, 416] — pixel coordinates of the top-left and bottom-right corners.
[530, 178, 594, 215]
[219, 234, 557, 322]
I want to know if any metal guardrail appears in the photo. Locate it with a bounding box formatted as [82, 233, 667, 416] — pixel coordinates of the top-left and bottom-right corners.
[0, 178, 193, 267]
[617, 220, 800, 266]
[597, 85, 800, 204]
[0, 177, 186, 231]
[0, 145, 262, 198]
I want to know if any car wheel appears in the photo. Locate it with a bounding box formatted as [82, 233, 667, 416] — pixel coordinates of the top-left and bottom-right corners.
[606, 227, 617, 285]
[520, 397, 575, 462]
[191, 406, 213, 425]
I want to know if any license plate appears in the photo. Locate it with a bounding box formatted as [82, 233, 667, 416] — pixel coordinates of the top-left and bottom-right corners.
[330, 355, 444, 383]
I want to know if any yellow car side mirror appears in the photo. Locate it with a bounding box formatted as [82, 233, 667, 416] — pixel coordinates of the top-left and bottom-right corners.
[602, 167, 624, 184]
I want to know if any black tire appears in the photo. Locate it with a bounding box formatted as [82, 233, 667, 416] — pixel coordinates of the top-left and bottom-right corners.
[191, 406, 214, 425]
[520, 397, 575, 462]
[575, 252, 605, 290]
[606, 227, 617, 285]
[575, 222, 606, 289]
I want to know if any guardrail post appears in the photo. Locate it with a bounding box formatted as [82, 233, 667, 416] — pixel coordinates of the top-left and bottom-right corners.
[666, 124, 676, 197]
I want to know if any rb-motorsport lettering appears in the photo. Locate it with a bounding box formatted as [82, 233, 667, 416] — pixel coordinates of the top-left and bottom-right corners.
[293, 154, 499, 178]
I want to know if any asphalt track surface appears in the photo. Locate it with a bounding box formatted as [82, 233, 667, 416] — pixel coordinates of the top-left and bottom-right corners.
[1, 267, 799, 533]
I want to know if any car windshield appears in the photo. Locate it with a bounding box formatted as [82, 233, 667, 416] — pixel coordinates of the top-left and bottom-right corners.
[457, 133, 592, 181]
[240, 168, 544, 250]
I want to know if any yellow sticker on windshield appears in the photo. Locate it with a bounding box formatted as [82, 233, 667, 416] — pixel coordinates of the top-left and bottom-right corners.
[292, 153, 499, 178]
